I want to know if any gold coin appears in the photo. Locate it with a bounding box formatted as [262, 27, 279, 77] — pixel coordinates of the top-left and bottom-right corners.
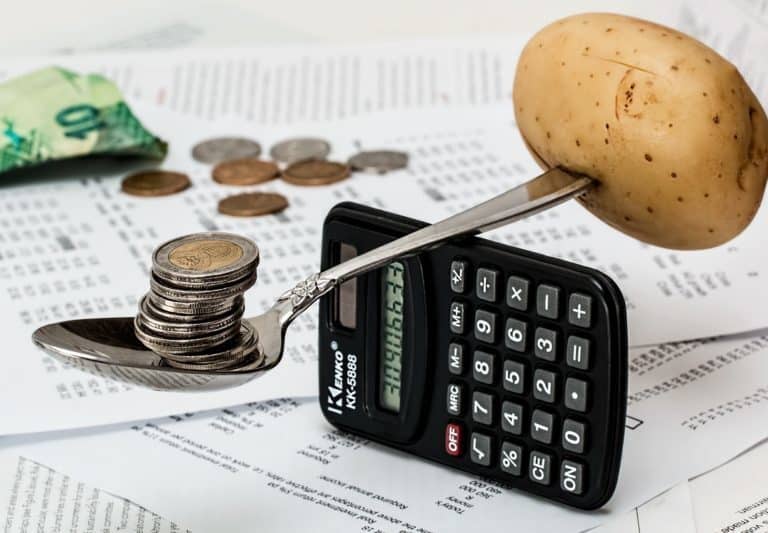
[212, 158, 279, 186]
[281, 160, 350, 186]
[121, 170, 191, 197]
[218, 192, 289, 217]
[168, 239, 244, 272]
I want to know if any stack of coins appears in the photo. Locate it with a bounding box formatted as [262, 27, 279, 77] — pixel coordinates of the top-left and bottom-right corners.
[134, 232, 260, 370]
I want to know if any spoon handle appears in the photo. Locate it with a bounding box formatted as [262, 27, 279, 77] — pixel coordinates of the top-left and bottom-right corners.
[276, 168, 593, 322]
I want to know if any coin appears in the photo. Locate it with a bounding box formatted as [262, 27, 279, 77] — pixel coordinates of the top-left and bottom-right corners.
[150, 271, 257, 303]
[153, 232, 259, 287]
[212, 159, 279, 186]
[121, 170, 190, 197]
[281, 160, 350, 186]
[269, 137, 331, 165]
[147, 292, 243, 316]
[139, 296, 244, 338]
[348, 150, 409, 174]
[191, 137, 262, 164]
[134, 316, 241, 354]
[218, 192, 289, 217]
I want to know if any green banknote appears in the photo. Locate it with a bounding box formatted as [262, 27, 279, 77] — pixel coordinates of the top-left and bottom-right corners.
[0, 66, 167, 174]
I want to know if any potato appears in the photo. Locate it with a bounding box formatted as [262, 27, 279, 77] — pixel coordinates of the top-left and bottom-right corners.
[513, 13, 768, 249]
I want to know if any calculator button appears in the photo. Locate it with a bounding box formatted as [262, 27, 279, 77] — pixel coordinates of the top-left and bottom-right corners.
[473, 351, 496, 384]
[568, 293, 593, 328]
[531, 409, 555, 444]
[450, 301, 466, 334]
[448, 342, 464, 375]
[561, 460, 585, 495]
[446, 383, 464, 416]
[445, 423, 463, 457]
[506, 275, 530, 311]
[472, 391, 494, 425]
[474, 309, 497, 344]
[504, 317, 527, 352]
[536, 284, 560, 319]
[529, 451, 552, 485]
[450, 259, 468, 294]
[501, 401, 523, 435]
[562, 419, 587, 454]
[476, 268, 499, 302]
[565, 378, 589, 412]
[500, 442, 523, 476]
[566, 336, 590, 370]
[470, 433, 492, 466]
[534, 327, 558, 361]
[502, 359, 525, 394]
[533, 369, 557, 403]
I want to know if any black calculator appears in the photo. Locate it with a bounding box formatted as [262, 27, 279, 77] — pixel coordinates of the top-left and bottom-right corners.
[318, 202, 628, 510]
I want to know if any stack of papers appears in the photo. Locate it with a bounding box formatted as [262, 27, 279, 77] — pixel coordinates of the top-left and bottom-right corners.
[1, 0, 768, 531]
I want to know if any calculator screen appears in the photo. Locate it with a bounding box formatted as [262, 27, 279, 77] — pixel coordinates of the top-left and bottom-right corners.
[379, 261, 405, 412]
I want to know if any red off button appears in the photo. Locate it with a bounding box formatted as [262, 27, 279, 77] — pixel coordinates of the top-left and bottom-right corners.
[445, 423, 463, 457]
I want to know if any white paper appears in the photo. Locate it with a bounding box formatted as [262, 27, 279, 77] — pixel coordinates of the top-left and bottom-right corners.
[0, 451, 191, 532]
[593, 438, 768, 533]
[2, 329, 768, 532]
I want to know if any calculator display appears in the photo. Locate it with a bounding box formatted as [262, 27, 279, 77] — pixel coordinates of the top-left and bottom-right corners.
[379, 261, 405, 412]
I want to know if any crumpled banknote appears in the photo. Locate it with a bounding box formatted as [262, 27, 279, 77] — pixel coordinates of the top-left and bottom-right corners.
[0, 66, 167, 174]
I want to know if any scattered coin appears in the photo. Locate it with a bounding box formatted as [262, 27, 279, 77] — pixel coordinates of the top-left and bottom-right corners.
[281, 160, 350, 186]
[121, 170, 190, 197]
[191, 137, 262, 164]
[269, 137, 331, 165]
[212, 158, 279, 186]
[348, 150, 409, 174]
[218, 192, 289, 217]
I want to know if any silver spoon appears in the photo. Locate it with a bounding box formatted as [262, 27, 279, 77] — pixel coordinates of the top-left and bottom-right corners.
[32, 168, 592, 391]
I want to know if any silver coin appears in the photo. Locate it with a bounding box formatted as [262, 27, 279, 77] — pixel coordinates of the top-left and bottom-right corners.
[142, 294, 241, 323]
[150, 271, 257, 303]
[138, 296, 244, 338]
[135, 317, 241, 354]
[348, 150, 409, 174]
[147, 292, 242, 316]
[162, 322, 258, 366]
[191, 137, 262, 165]
[269, 137, 331, 165]
[152, 232, 259, 288]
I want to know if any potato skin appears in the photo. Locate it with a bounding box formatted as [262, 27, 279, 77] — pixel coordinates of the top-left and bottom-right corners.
[513, 13, 768, 249]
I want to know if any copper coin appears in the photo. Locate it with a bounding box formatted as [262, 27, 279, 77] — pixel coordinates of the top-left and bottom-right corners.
[212, 159, 279, 186]
[218, 192, 289, 217]
[281, 160, 350, 186]
[121, 170, 190, 197]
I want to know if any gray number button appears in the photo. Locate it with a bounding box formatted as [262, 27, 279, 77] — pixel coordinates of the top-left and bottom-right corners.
[533, 368, 557, 403]
[473, 351, 495, 385]
[561, 460, 585, 495]
[531, 409, 554, 444]
[500, 442, 523, 476]
[562, 419, 586, 454]
[474, 309, 497, 344]
[501, 401, 523, 435]
[534, 327, 558, 361]
[472, 391, 494, 425]
[529, 451, 552, 485]
[470, 433, 492, 466]
[504, 317, 527, 352]
[502, 360, 525, 394]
